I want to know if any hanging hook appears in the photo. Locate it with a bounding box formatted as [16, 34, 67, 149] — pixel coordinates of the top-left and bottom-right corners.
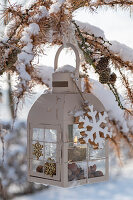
[54, 43, 80, 79]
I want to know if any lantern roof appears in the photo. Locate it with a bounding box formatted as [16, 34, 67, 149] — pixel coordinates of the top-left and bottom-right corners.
[28, 92, 105, 126]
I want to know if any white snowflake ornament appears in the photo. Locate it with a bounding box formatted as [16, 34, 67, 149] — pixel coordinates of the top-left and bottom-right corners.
[75, 105, 112, 148]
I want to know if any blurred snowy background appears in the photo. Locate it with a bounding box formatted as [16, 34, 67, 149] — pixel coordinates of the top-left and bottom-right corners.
[0, 0, 133, 200]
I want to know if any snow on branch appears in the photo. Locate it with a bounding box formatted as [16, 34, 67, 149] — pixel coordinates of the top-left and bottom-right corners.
[0, 0, 69, 93]
[68, 0, 133, 11]
[73, 20, 133, 107]
[0, 0, 133, 120]
[0, 0, 132, 165]
[90, 0, 133, 8]
[75, 20, 133, 66]
[109, 41, 133, 64]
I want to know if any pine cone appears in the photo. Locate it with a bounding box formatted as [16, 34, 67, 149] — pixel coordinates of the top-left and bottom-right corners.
[99, 72, 110, 84]
[36, 165, 43, 173]
[109, 72, 117, 84]
[96, 57, 110, 73]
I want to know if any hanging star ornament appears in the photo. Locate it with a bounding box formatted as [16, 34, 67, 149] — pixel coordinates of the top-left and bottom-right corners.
[44, 158, 56, 177]
[33, 141, 43, 160]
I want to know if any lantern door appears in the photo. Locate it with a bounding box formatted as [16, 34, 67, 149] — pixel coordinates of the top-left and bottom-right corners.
[28, 123, 61, 181]
[64, 124, 109, 187]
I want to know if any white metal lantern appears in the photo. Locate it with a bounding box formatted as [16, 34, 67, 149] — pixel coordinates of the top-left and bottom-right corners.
[27, 43, 109, 187]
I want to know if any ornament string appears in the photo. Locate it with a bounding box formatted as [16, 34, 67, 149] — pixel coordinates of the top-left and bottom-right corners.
[72, 77, 85, 102]
[72, 77, 91, 112]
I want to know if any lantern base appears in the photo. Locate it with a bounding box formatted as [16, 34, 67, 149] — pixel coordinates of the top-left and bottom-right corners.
[28, 174, 109, 188]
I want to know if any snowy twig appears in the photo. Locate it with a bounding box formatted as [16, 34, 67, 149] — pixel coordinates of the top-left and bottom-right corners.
[73, 21, 127, 110]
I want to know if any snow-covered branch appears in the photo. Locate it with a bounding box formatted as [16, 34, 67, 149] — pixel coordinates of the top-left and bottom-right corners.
[68, 0, 133, 11]
[0, 0, 133, 117]
[73, 20, 133, 106]
[75, 21, 133, 68]
[91, 0, 133, 8]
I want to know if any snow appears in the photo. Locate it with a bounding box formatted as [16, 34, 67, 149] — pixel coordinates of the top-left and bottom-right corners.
[49, 3, 61, 14]
[108, 40, 133, 63]
[75, 20, 133, 64]
[24, 23, 40, 36]
[20, 33, 33, 44]
[90, 79, 130, 133]
[17, 51, 33, 65]
[36, 66, 54, 88]
[17, 23, 40, 81]
[13, 160, 133, 200]
[29, 6, 48, 22]
[49, 0, 65, 14]
[17, 43, 33, 67]
[16, 63, 31, 81]
[0, 36, 8, 43]
[55, 65, 76, 73]
[75, 20, 105, 38]
[23, 0, 37, 10]
[55, 65, 85, 77]
[4, 19, 16, 38]
[22, 43, 33, 54]
[39, 6, 48, 17]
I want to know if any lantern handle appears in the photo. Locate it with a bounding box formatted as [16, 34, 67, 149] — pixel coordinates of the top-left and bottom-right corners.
[54, 43, 80, 78]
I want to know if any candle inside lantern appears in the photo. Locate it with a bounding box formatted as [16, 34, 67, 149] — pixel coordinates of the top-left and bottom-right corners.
[74, 136, 78, 144]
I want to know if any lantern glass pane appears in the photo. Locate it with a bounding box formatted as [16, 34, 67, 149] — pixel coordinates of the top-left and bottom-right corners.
[68, 162, 87, 181]
[89, 143, 106, 160]
[88, 160, 105, 178]
[45, 129, 57, 142]
[45, 143, 56, 161]
[68, 125, 82, 142]
[68, 143, 87, 162]
[32, 160, 44, 173]
[30, 126, 60, 181]
[33, 128, 44, 141]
